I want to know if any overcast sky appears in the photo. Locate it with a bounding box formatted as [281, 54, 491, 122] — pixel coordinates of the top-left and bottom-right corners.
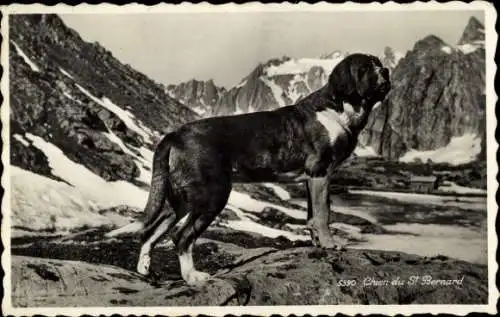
[60, 10, 484, 88]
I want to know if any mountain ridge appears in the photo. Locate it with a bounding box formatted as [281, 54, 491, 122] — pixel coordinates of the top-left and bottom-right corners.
[458, 16, 485, 45]
[361, 18, 485, 161]
[166, 18, 485, 165]
[9, 14, 199, 184]
[166, 78, 226, 117]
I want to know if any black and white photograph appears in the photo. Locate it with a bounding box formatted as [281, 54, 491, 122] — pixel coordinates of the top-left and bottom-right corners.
[1, 2, 498, 315]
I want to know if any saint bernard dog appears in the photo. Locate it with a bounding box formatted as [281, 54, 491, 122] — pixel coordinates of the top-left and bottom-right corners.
[106, 53, 391, 286]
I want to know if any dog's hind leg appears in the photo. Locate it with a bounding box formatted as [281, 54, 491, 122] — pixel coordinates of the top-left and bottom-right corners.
[171, 182, 231, 286]
[137, 213, 177, 276]
[136, 133, 181, 276]
[174, 213, 220, 286]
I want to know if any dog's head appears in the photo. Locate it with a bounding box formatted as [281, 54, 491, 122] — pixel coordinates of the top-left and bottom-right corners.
[327, 53, 391, 105]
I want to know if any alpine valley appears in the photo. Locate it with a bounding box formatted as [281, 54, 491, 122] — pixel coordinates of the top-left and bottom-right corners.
[8, 14, 488, 306]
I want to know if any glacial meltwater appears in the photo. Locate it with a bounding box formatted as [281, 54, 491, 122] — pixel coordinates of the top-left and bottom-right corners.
[294, 190, 487, 265]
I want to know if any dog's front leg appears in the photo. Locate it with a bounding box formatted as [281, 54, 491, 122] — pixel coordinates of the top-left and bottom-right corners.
[306, 177, 345, 250]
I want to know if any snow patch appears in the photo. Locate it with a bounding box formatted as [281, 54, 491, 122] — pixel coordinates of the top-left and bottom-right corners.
[62, 91, 78, 101]
[228, 191, 305, 220]
[13, 134, 30, 147]
[261, 77, 286, 107]
[103, 132, 135, 156]
[59, 68, 74, 79]
[457, 43, 479, 54]
[233, 106, 245, 115]
[438, 181, 487, 195]
[132, 146, 154, 185]
[102, 131, 153, 185]
[287, 74, 312, 103]
[266, 57, 343, 76]
[24, 133, 148, 209]
[223, 205, 308, 241]
[10, 167, 131, 233]
[441, 46, 453, 54]
[76, 84, 153, 144]
[348, 189, 486, 211]
[354, 145, 378, 157]
[11, 41, 40, 72]
[263, 183, 291, 200]
[191, 106, 206, 116]
[399, 133, 481, 165]
[165, 88, 176, 99]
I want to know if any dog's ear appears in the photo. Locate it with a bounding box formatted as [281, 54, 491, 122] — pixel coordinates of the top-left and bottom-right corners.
[354, 65, 372, 98]
[327, 57, 358, 100]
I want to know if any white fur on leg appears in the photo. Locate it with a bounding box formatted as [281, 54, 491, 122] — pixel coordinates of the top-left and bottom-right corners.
[137, 253, 151, 276]
[179, 244, 210, 286]
[136, 216, 176, 276]
[174, 213, 190, 229]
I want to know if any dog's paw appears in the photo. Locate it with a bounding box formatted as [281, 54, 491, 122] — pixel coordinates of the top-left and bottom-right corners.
[326, 237, 348, 251]
[185, 270, 211, 287]
[137, 254, 151, 276]
[330, 243, 347, 251]
[313, 232, 347, 251]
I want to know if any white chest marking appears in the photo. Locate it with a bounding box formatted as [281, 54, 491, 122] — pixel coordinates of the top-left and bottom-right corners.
[315, 107, 352, 144]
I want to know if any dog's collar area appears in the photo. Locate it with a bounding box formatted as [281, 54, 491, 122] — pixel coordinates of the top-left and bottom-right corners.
[316, 107, 353, 137]
[314, 92, 355, 137]
[308, 89, 345, 113]
[325, 99, 344, 113]
[330, 109, 353, 137]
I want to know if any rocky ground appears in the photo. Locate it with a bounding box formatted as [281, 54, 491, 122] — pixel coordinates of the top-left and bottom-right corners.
[11, 220, 488, 307]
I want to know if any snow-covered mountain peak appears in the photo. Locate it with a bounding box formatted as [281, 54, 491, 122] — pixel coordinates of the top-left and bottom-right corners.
[264, 56, 346, 77]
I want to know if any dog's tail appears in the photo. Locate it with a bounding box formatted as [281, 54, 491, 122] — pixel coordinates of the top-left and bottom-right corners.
[105, 133, 178, 239]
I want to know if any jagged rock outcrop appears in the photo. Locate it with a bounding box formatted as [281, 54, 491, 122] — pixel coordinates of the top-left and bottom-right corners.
[211, 55, 339, 116]
[9, 14, 199, 182]
[214, 61, 281, 116]
[458, 16, 485, 45]
[360, 17, 485, 160]
[166, 79, 226, 117]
